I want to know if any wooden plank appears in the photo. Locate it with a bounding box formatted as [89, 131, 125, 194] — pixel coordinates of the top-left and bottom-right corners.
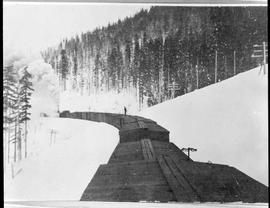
[251, 54, 263, 58]
[146, 139, 156, 160]
[157, 155, 200, 202]
[141, 139, 148, 160]
[141, 139, 156, 161]
[164, 156, 200, 201]
[252, 50, 263, 52]
[138, 120, 147, 129]
[145, 140, 153, 160]
[253, 44, 263, 48]
[157, 155, 184, 201]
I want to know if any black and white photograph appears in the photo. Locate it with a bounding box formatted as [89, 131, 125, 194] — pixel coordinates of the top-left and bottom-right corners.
[3, 0, 268, 207]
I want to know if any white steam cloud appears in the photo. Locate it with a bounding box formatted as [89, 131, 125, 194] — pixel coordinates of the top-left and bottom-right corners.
[4, 47, 60, 120]
[27, 60, 60, 120]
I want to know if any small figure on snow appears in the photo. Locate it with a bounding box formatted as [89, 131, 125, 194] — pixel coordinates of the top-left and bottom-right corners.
[124, 106, 127, 115]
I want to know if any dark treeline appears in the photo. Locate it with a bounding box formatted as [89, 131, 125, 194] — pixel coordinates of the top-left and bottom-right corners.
[42, 7, 267, 108]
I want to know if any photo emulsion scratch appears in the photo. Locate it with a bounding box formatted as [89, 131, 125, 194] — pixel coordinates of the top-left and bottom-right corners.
[3, 1, 268, 207]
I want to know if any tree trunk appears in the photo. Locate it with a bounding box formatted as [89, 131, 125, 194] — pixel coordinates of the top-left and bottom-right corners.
[8, 109, 11, 163]
[4, 126, 7, 172]
[63, 78, 66, 91]
[224, 56, 227, 79]
[24, 89, 28, 158]
[215, 50, 218, 83]
[25, 120, 27, 158]
[233, 50, 236, 75]
[14, 118, 17, 162]
[196, 57, 199, 89]
[18, 129, 22, 161]
[4, 108, 8, 171]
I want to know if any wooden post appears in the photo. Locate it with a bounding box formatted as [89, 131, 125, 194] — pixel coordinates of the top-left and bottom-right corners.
[168, 66, 170, 99]
[224, 56, 227, 79]
[181, 147, 197, 161]
[233, 50, 236, 75]
[54, 131, 56, 144]
[4, 128, 6, 172]
[172, 83, 175, 99]
[196, 57, 199, 89]
[8, 109, 11, 163]
[158, 70, 161, 102]
[50, 130, 53, 146]
[215, 49, 218, 83]
[25, 120, 27, 158]
[263, 41, 266, 74]
[14, 135, 17, 163]
[185, 68, 187, 93]
[11, 162, 14, 179]
[18, 130, 22, 161]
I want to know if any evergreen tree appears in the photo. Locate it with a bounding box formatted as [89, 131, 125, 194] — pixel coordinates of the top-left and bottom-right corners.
[124, 41, 132, 91]
[3, 65, 18, 166]
[42, 7, 267, 109]
[12, 84, 22, 162]
[19, 67, 34, 158]
[59, 49, 69, 91]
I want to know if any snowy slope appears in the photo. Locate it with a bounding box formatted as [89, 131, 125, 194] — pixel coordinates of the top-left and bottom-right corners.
[4, 118, 119, 201]
[140, 66, 268, 186]
[4, 65, 267, 203]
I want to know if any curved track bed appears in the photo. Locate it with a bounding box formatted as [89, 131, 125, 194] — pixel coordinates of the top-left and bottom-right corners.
[60, 111, 268, 203]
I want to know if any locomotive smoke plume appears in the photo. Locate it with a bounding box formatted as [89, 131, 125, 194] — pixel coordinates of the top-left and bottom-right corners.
[4, 47, 60, 120]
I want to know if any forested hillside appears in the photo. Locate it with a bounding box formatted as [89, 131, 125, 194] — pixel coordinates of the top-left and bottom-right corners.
[42, 6, 267, 109]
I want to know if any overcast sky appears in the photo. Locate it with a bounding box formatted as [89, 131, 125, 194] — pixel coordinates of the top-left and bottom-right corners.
[3, 2, 151, 56]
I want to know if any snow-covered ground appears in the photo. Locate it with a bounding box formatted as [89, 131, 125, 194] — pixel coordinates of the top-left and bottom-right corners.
[4, 118, 119, 201]
[4, 65, 268, 205]
[140, 65, 268, 186]
[4, 201, 269, 208]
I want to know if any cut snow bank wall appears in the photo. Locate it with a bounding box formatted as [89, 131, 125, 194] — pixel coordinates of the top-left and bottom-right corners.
[139, 66, 268, 186]
[4, 118, 119, 201]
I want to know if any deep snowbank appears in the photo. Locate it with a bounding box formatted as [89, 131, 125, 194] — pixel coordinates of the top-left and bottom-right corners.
[140, 66, 268, 186]
[4, 118, 119, 201]
[4, 201, 269, 208]
[4, 65, 267, 202]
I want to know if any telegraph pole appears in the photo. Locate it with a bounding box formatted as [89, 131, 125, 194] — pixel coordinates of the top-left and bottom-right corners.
[224, 56, 227, 79]
[181, 147, 197, 160]
[233, 50, 236, 75]
[215, 48, 218, 83]
[168, 68, 170, 100]
[168, 83, 180, 99]
[252, 42, 268, 75]
[263, 41, 266, 74]
[196, 57, 199, 89]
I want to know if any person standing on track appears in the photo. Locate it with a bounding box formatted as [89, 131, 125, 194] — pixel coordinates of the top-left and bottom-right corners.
[124, 106, 127, 115]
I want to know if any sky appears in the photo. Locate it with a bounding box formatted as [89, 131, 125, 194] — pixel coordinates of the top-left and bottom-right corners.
[3, 2, 151, 56]
[3, 2, 267, 57]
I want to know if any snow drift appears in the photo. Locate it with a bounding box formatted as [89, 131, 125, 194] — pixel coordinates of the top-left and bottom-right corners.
[140, 65, 268, 186]
[4, 118, 119, 201]
[4, 65, 267, 202]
